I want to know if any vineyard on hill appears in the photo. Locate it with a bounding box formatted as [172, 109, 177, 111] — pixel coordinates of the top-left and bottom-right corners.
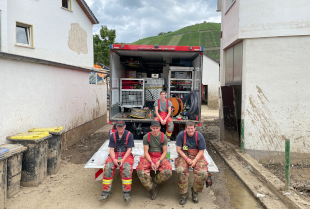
[131, 22, 221, 61]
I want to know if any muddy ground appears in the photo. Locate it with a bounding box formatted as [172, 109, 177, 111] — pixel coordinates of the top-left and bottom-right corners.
[7, 108, 262, 209]
[263, 163, 310, 199]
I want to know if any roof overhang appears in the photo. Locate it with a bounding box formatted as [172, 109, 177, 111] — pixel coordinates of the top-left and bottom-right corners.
[0, 52, 107, 73]
[76, 0, 99, 25]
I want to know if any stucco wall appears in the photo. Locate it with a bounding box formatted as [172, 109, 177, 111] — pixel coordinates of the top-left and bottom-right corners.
[221, 0, 239, 49]
[0, 58, 107, 144]
[239, 0, 310, 39]
[0, 0, 8, 52]
[203, 55, 219, 109]
[242, 36, 310, 153]
[5, 0, 94, 67]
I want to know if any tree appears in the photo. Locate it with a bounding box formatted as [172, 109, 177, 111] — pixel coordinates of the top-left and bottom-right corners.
[93, 25, 116, 67]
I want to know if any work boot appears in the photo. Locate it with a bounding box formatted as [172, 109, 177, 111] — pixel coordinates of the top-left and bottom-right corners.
[98, 191, 111, 202]
[191, 187, 199, 204]
[123, 192, 131, 202]
[150, 184, 157, 200]
[179, 192, 189, 205]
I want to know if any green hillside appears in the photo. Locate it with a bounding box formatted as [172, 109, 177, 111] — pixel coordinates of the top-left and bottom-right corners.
[131, 22, 221, 62]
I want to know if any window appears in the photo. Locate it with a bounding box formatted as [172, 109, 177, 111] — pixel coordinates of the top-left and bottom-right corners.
[62, 0, 71, 10]
[16, 22, 33, 47]
[225, 41, 243, 83]
[225, 0, 236, 14]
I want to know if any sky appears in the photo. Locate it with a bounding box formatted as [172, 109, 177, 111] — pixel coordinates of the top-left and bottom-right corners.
[85, 0, 221, 43]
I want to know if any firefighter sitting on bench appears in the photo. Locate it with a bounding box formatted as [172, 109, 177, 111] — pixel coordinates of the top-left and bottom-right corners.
[154, 90, 174, 139]
[175, 121, 209, 205]
[136, 120, 172, 200]
[99, 121, 134, 202]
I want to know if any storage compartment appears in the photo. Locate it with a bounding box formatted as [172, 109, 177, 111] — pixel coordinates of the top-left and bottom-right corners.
[109, 47, 202, 137]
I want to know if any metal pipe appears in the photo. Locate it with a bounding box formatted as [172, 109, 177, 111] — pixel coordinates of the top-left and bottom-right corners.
[285, 138, 290, 191]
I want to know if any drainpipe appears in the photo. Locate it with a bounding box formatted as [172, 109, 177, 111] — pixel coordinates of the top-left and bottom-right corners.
[241, 119, 245, 153]
[285, 138, 290, 191]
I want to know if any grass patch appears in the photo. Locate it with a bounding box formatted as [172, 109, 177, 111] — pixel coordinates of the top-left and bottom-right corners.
[142, 39, 152, 45]
[168, 34, 183, 46]
[191, 24, 200, 32]
[212, 31, 221, 47]
[201, 31, 217, 48]
[199, 23, 209, 31]
[129, 22, 221, 61]
[188, 32, 200, 46]
[205, 49, 220, 61]
[174, 25, 193, 34]
[208, 23, 221, 30]
[177, 33, 191, 46]
[148, 36, 166, 45]
[132, 39, 146, 45]
[160, 36, 173, 45]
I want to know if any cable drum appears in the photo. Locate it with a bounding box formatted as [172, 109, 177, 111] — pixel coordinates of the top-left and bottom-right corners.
[130, 108, 147, 119]
[168, 97, 184, 117]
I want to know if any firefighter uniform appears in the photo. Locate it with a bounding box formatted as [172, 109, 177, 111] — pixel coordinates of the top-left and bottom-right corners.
[175, 131, 208, 196]
[154, 99, 174, 139]
[136, 131, 172, 195]
[102, 130, 134, 193]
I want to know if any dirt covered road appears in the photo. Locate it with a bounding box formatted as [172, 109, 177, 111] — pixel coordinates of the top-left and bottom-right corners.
[7, 107, 262, 209]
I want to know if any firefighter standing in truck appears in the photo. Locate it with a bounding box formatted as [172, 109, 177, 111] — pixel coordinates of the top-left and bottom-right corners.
[154, 90, 174, 139]
[99, 121, 134, 202]
[175, 121, 209, 205]
[136, 120, 172, 200]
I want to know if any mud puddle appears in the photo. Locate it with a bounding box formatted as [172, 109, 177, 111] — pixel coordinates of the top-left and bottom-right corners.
[224, 170, 262, 209]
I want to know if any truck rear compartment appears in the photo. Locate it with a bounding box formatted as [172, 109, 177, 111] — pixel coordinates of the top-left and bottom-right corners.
[109, 46, 203, 139]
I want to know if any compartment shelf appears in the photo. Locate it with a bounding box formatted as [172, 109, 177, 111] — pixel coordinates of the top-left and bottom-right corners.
[121, 89, 144, 91]
[168, 66, 194, 96]
[170, 91, 191, 93]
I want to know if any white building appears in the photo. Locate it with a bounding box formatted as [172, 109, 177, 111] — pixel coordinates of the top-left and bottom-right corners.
[202, 54, 219, 109]
[217, 0, 310, 160]
[0, 0, 107, 148]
